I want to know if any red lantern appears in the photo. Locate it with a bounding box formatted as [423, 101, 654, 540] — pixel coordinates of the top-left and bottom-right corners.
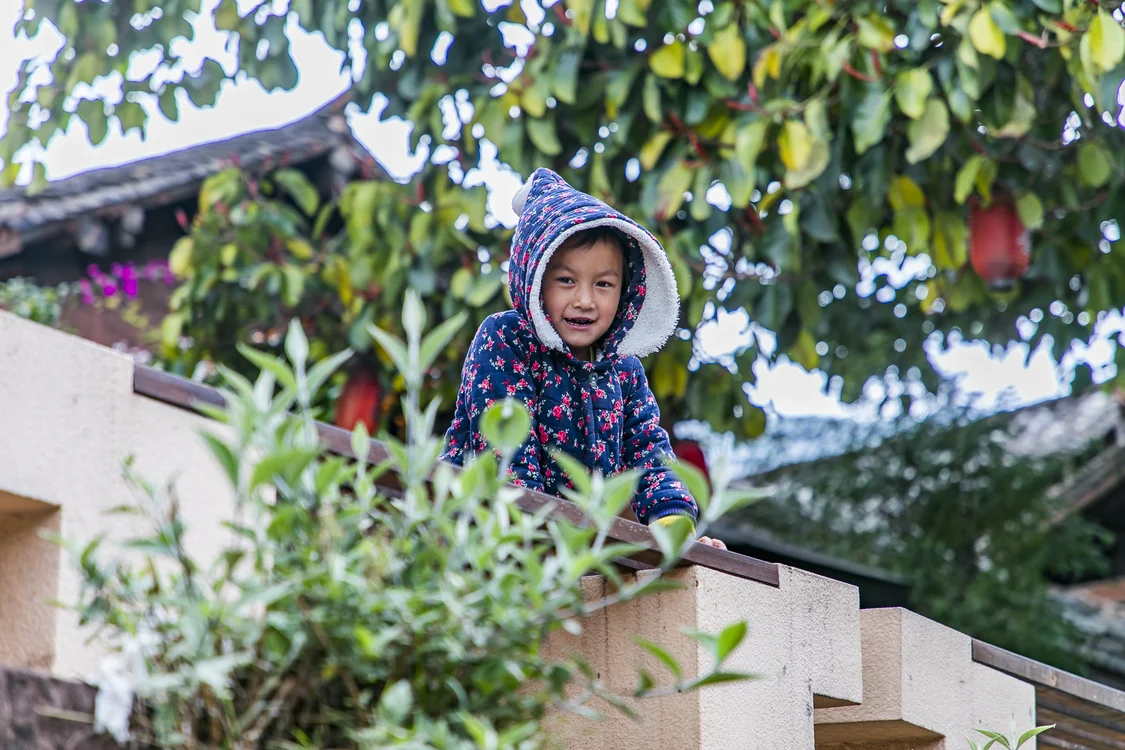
[335, 363, 382, 433]
[968, 197, 1031, 289]
[672, 439, 710, 485]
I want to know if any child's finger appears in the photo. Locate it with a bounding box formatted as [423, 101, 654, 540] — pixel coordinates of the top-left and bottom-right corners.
[697, 536, 728, 550]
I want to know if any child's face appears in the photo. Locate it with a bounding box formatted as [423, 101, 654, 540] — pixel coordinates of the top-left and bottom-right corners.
[542, 236, 624, 359]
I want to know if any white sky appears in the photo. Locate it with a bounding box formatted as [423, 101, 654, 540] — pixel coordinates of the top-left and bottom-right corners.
[0, 0, 1109, 422]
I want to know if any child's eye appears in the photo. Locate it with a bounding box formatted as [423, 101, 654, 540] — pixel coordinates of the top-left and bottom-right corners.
[596, 281, 615, 289]
[556, 276, 574, 284]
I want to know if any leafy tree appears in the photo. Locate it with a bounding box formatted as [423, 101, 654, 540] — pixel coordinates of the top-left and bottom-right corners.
[733, 399, 1113, 672]
[7, 0, 1125, 436]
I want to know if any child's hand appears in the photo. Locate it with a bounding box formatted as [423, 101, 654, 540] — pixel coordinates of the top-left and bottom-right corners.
[697, 536, 727, 550]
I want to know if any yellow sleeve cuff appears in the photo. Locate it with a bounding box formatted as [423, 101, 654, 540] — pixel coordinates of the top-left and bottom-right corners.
[651, 515, 696, 535]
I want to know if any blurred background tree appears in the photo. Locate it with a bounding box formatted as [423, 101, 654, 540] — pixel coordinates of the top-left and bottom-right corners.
[729, 395, 1114, 671]
[5, 0, 1125, 437]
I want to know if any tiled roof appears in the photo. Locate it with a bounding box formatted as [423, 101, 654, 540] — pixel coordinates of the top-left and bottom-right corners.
[0, 92, 366, 257]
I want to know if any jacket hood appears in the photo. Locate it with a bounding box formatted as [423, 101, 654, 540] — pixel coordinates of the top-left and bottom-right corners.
[507, 168, 680, 360]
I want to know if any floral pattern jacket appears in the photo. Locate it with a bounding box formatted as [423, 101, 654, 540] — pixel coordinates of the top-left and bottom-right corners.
[440, 168, 696, 525]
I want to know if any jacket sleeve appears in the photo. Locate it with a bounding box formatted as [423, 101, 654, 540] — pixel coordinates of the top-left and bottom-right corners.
[620, 359, 698, 525]
[440, 314, 544, 492]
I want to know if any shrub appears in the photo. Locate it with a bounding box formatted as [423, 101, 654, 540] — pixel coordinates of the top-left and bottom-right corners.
[67, 291, 760, 749]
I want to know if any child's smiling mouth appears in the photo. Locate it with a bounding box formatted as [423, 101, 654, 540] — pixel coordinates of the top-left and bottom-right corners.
[563, 316, 596, 331]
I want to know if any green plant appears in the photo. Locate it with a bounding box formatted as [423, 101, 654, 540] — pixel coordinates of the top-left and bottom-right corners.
[0, 277, 72, 327]
[66, 290, 762, 749]
[13, 0, 1125, 433]
[969, 722, 1054, 749]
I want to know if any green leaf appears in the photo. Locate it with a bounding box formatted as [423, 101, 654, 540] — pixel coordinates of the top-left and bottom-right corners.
[655, 162, 694, 220]
[857, 16, 896, 52]
[736, 119, 770, 173]
[715, 621, 748, 662]
[274, 168, 320, 216]
[683, 671, 757, 690]
[552, 49, 581, 105]
[480, 399, 532, 454]
[932, 211, 968, 269]
[419, 311, 468, 373]
[992, 76, 1035, 139]
[201, 432, 239, 485]
[564, 0, 595, 35]
[214, 0, 241, 31]
[368, 325, 410, 375]
[635, 638, 682, 680]
[1079, 142, 1111, 188]
[852, 87, 893, 155]
[1029, 0, 1060, 11]
[78, 99, 109, 146]
[250, 448, 318, 491]
[905, 97, 950, 164]
[379, 680, 413, 724]
[643, 73, 662, 122]
[550, 448, 593, 496]
[465, 272, 504, 307]
[969, 7, 1006, 59]
[690, 166, 712, 221]
[284, 319, 309, 370]
[650, 41, 686, 79]
[955, 154, 985, 204]
[525, 117, 563, 156]
[895, 68, 933, 120]
[788, 329, 819, 371]
[707, 24, 747, 81]
[1088, 9, 1125, 72]
[1015, 192, 1044, 231]
[778, 120, 812, 172]
[27, 162, 47, 196]
[158, 86, 180, 122]
[1016, 725, 1055, 748]
[640, 131, 673, 171]
[237, 344, 299, 394]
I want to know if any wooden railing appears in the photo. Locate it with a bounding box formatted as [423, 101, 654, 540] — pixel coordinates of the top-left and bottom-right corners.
[132, 365, 781, 587]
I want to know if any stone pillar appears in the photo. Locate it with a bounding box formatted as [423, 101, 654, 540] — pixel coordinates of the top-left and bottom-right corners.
[545, 564, 865, 749]
[814, 608, 1038, 750]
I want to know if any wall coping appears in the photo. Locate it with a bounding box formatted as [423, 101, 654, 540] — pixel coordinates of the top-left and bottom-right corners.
[133, 364, 781, 587]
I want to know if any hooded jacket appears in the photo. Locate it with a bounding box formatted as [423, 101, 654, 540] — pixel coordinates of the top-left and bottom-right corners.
[440, 168, 696, 525]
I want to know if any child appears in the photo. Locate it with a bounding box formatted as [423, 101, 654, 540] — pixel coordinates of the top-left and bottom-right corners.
[440, 168, 724, 549]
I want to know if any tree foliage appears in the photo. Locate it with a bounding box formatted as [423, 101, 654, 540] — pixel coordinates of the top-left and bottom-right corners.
[7, 0, 1125, 435]
[734, 400, 1113, 671]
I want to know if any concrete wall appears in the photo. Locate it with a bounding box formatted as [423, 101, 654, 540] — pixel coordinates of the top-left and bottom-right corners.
[0, 311, 1041, 748]
[0, 310, 236, 680]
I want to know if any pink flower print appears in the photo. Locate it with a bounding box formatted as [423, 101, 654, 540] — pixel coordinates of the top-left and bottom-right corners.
[556, 429, 567, 443]
[552, 405, 563, 419]
[595, 388, 606, 399]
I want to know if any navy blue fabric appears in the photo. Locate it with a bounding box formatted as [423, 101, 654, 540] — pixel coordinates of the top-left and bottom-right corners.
[440, 168, 696, 524]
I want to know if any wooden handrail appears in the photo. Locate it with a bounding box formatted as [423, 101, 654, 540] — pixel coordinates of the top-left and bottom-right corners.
[133, 365, 780, 587]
